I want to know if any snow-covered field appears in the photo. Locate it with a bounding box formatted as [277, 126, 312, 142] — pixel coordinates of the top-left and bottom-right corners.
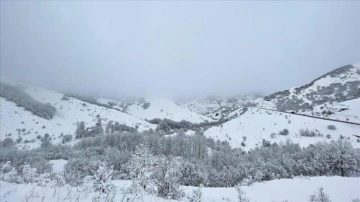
[1, 176, 359, 202]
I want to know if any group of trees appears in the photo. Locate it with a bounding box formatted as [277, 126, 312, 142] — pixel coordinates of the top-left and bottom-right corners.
[75, 119, 104, 139]
[0, 82, 56, 119]
[63, 130, 360, 188]
[147, 118, 229, 133]
[1, 126, 360, 200]
[127, 143, 185, 199]
[105, 121, 137, 133]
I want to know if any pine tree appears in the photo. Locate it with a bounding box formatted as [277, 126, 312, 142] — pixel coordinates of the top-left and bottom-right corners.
[76, 121, 86, 139]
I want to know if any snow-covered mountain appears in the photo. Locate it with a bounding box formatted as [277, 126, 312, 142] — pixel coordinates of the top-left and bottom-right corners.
[263, 64, 360, 112]
[203, 63, 360, 150]
[1, 63, 359, 151]
[204, 106, 360, 150]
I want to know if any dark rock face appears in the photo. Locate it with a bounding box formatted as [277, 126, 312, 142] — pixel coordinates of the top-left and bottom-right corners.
[264, 65, 360, 112]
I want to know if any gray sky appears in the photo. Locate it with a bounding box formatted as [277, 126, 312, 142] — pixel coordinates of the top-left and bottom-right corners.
[1, 1, 360, 99]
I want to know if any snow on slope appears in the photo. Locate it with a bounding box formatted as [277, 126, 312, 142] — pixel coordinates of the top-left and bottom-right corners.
[0, 86, 156, 149]
[307, 98, 360, 123]
[204, 107, 360, 150]
[1, 176, 359, 202]
[125, 97, 213, 123]
[263, 64, 360, 112]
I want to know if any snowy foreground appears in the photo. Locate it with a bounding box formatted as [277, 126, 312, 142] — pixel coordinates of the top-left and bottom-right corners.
[1, 176, 359, 202]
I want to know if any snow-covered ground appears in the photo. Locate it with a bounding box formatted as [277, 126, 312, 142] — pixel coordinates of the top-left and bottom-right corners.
[1, 176, 359, 202]
[197, 176, 360, 202]
[204, 107, 360, 150]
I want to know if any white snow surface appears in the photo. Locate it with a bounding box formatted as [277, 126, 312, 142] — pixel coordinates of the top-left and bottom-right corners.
[204, 107, 360, 150]
[197, 176, 360, 202]
[1, 176, 359, 202]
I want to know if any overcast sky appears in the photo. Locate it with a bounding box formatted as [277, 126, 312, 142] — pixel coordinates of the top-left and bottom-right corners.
[1, 1, 360, 99]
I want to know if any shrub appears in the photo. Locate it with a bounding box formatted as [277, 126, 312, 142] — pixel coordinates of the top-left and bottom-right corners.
[327, 125, 336, 130]
[309, 187, 331, 202]
[322, 110, 333, 116]
[279, 129, 289, 136]
[143, 102, 150, 109]
[1, 138, 14, 147]
[299, 129, 323, 137]
[62, 134, 73, 144]
[61, 95, 70, 101]
[16, 136, 22, 143]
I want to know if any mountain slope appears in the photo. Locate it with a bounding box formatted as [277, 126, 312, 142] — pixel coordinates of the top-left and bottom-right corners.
[204, 107, 360, 150]
[0, 86, 156, 149]
[204, 63, 360, 150]
[263, 64, 360, 112]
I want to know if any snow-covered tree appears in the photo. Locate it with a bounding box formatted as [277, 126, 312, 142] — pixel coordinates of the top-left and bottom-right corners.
[22, 165, 38, 184]
[75, 121, 86, 139]
[92, 162, 116, 201]
[0, 161, 23, 183]
[128, 143, 157, 194]
[235, 184, 250, 202]
[188, 184, 203, 202]
[153, 156, 184, 199]
[309, 187, 331, 202]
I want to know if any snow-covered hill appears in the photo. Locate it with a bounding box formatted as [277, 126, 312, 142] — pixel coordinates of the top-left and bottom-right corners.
[0, 86, 156, 149]
[263, 64, 360, 112]
[204, 107, 360, 150]
[121, 97, 213, 123]
[202, 63, 360, 150]
[178, 95, 259, 120]
[1, 63, 359, 151]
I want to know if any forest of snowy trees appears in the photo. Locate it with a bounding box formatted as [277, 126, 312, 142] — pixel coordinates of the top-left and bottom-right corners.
[1, 114, 359, 200]
[1, 125, 360, 199]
